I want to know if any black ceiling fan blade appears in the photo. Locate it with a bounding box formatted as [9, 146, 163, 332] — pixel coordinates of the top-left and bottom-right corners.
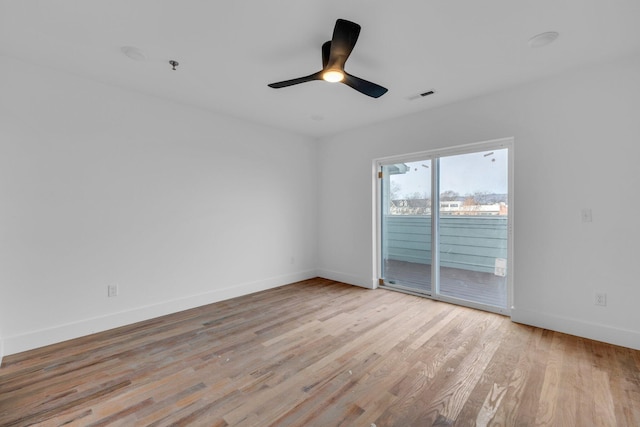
[321, 41, 331, 69]
[268, 71, 323, 88]
[343, 72, 388, 98]
[326, 19, 361, 70]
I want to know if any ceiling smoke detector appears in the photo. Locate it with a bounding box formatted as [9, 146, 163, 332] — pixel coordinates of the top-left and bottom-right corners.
[528, 32, 559, 48]
[121, 46, 146, 61]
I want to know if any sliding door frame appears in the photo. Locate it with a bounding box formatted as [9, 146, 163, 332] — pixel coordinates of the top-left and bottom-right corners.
[374, 137, 514, 315]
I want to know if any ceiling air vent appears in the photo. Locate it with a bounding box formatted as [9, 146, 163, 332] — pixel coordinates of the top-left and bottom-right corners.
[408, 89, 436, 100]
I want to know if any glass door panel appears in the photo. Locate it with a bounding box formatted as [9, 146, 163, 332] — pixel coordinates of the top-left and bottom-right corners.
[381, 160, 432, 294]
[437, 149, 509, 309]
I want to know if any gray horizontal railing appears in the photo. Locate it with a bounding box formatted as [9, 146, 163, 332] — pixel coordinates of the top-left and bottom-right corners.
[383, 215, 507, 273]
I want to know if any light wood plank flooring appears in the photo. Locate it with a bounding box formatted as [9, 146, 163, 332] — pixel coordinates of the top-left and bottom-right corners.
[1, 278, 639, 426]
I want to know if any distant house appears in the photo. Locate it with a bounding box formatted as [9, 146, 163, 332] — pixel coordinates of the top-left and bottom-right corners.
[390, 199, 507, 216]
[452, 202, 508, 216]
[440, 201, 463, 213]
[389, 199, 509, 216]
[390, 198, 430, 215]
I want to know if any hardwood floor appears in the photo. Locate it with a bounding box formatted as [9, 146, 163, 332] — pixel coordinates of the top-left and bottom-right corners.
[1, 278, 639, 426]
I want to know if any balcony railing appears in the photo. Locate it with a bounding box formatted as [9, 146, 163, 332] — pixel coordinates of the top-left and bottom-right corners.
[383, 215, 508, 274]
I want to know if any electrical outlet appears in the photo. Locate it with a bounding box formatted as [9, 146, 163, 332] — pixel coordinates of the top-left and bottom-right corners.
[594, 292, 606, 306]
[108, 284, 118, 298]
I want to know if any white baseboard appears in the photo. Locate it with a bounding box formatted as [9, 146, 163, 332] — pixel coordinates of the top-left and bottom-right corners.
[511, 307, 640, 351]
[316, 269, 374, 289]
[3, 270, 317, 357]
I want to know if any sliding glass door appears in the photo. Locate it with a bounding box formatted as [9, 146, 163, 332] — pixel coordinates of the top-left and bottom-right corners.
[379, 140, 512, 314]
[381, 160, 433, 294]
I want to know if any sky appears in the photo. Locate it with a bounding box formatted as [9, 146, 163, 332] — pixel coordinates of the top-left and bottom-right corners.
[388, 148, 508, 198]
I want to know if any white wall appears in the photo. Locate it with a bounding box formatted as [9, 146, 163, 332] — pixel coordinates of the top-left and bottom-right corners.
[317, 54, 640, 350]
[0, 56, 318, 356]
[3, 52, 639, 358]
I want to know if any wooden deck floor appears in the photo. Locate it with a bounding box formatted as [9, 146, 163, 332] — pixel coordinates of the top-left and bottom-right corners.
[1, 278, 639, 426]
[383, 259, 507, 308]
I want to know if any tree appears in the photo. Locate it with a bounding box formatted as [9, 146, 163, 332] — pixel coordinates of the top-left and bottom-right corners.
[463, 196, 477, 206]
[390, 182, 401, 200]
[440, 190, 459, 201]
[469, 191, 490, 204]
[406, 191, 428, 200]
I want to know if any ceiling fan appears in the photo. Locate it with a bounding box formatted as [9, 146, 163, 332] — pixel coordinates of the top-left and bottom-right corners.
[268, 19, 388, 98]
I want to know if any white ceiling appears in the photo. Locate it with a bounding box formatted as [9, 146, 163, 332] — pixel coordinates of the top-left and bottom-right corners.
[2, 1, 640, 138]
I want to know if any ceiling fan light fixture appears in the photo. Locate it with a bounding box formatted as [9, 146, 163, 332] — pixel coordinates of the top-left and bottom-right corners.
[322, 69, 344, 83]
